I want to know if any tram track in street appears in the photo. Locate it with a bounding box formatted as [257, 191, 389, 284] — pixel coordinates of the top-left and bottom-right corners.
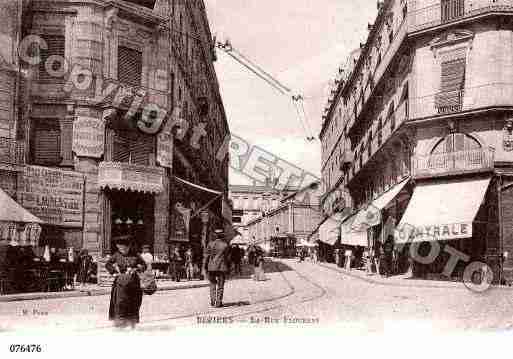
[81, 259, 329, 332]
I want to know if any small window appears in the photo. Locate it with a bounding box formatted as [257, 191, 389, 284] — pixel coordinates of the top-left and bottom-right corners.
[32, 119, 61, 165]
[118, 46, 143, 87]
[113, 130, 155, 166]
[39, 35, 65, 83]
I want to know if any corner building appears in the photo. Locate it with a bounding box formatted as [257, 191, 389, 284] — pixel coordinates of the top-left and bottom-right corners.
[320, 0, 513, 283]
[0, 0, 229, 277]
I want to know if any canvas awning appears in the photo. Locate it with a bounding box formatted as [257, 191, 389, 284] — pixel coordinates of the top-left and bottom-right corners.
[351, 177, 410, 230]
[0, 188, 43, 224]
[319, 213, 344, 246]
[395, 177, 491, 244]
[372, 177, 410, 210]
[340, 213, 368, 247]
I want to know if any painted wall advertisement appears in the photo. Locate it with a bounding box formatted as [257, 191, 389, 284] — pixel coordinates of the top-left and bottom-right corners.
[17, 165, 84, 227]
[72, 116, 105, 158]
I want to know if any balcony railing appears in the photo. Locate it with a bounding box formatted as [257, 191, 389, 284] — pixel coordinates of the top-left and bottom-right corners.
[435, 89, 464, 114]
[410, 82, 513, 119]
[409, 0, 513, 33]
[0, 137, 25, 166]
[347, 100, 409, 183]
[412, 148, 494, 178]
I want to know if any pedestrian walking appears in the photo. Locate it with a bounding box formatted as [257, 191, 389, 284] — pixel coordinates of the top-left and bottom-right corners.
[203, 229, 231, 307]
[185, 247, 194, 281]
[105, 235, 147, 329]
[231, 244, 242, 276]
[76, 249, 93, 287]
[253, 246, 266, 281]
[169, 246, 183, 282]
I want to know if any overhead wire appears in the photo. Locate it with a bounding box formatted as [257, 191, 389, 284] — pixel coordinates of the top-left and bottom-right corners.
[217, 41, 317, 142]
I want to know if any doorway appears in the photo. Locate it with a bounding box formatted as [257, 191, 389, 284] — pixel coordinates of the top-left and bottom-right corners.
[107, 189, 155, 254]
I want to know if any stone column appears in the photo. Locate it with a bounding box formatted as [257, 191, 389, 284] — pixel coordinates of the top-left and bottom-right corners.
[75, 157, 102, 257]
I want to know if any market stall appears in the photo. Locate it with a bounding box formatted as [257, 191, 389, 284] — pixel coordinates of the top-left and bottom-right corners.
[0, 188, 45, 294]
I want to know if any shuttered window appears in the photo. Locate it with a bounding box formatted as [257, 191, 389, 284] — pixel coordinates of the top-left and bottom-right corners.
[118, 46, 143, 87]
[441, 58, 465, 92]
[112, 130, 154, 165]
[436, 58, 465, 113]
[33, 120, 61, 165]
[39, 35, 65, 83]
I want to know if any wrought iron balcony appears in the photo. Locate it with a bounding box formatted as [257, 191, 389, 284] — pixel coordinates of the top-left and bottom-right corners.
[435, 89, 464, 115]
[412, 148, 494, 179]
[409, 0, 513, 33]
[410, 83, 513, 119]
[0, 137, 25, 166]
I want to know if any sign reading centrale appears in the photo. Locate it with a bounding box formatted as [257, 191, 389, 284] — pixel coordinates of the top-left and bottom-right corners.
[72, 116, 105, 158]
[395, 222, 472, 243]
[17, 165, 84, 227]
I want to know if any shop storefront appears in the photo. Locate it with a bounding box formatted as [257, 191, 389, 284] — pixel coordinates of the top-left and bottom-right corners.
[394, 176, 496, 281]
[1, 165, 87, 294]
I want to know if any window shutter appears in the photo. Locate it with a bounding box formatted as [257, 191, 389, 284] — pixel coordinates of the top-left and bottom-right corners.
[113, 131, 130, 163]
[34, 125, 61, 164]
[130, 132, 154, 166]
[118, 46, 143, 87]
[61, 120, 73, 164]
[441, 58, 465, 92]
[39, 35, 65, 82]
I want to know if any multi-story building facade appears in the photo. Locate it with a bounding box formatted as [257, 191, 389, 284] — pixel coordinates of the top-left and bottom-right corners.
[229, 181, 299, 228]
[320, 0, 513, 283]
[244, 182, 322, 254]
[0, 0, 229, 269]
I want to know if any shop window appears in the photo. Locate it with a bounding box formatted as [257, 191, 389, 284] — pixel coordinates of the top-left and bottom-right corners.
[31, 119, 61, 165]
[39, 35, 65, 83]
[118, 46, 143, 87]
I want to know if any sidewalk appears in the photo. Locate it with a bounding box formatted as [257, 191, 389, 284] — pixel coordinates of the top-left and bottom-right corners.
[0, 279, 209, 303]
[315, 261, 513, 291]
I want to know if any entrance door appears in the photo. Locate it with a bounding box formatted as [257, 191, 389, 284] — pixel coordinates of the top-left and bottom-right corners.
[108, 190, 155, 253]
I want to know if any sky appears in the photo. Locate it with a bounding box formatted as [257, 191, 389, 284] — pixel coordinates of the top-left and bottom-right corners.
[204, 0, 377, 185]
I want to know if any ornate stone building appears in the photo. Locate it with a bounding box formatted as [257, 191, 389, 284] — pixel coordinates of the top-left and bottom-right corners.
[0, 0, 229, 263]
[320, 0, 513, 282]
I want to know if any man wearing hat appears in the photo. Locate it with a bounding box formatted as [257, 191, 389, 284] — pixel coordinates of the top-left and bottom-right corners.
[203, 229, 231, 307]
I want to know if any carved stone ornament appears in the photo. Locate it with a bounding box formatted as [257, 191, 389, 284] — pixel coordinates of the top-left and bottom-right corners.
[430, 29, 474, 59]
[503, 119, 513, 152]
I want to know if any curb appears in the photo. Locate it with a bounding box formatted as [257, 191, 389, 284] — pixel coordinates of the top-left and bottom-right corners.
[315, 262, 513, 292]
[0, 282, 209, 303]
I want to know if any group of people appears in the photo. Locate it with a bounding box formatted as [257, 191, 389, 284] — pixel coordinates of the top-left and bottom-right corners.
[105, 229, 265, 329]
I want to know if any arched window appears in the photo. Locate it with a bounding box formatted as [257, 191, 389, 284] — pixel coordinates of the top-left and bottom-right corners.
[431, 133, 481, 155]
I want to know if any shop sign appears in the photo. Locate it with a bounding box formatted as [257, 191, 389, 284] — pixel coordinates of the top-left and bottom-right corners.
[17, 165, 84, 227]
[156, 127, 173, 168]
[396, 222, 472, 242]
[72, 116, 105, 158]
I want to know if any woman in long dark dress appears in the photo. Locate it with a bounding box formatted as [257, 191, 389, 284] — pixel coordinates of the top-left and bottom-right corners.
[105, 235, 146, 329]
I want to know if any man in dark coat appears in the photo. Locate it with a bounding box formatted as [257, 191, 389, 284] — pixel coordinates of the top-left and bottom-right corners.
[203, 229, 231, 307]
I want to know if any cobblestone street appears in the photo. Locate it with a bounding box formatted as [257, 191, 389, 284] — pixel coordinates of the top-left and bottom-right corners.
[2, 259, 513, 333]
